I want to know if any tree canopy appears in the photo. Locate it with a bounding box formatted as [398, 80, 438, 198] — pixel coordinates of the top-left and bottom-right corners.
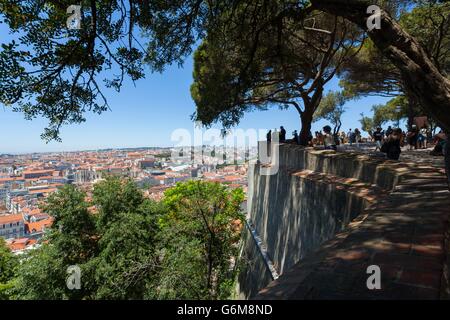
[156, 180, 244, 299]
[338, 1, 450, 128]
[1, 0, 450, 135]
[0, 238, 18, 299]
[5, 178, 244, 300]
[313, 90, 348, 134]
[191, 4, 363, 144]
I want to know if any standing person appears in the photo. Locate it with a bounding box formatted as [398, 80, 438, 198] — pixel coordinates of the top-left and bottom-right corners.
[407, 125, 418, 150]
[340, 131, 346, 144]
[400, 129, 406, 147]
[266, 129, 272, 157]
[382, 128, 402, 160]
[347, 129, 353, 146]
[419, 126, 428, 149]
[373, 127, 384, 151]
[386, 126, 393, 137]
[292, 130, 299, 144]
[431, 131, 447, 156]
[323, 126, 337, 151]
[354, 128, 362, 147]
[266, 129, 272, 143]
[280, 126, 286, 143]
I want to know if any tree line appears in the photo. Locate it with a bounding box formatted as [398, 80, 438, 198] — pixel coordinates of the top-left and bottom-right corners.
[0, 178, 245, 300]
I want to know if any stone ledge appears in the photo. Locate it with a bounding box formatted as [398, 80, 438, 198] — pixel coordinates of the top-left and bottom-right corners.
[291, 169, 390, 203]
[254, 163, 450, 300]
[275, 144, 406, 191]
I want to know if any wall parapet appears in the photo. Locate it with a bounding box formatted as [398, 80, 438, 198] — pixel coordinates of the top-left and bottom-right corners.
[238, 143, 446, 299]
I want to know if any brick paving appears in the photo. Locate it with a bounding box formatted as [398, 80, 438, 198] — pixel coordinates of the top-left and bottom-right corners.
[256, 149, 450, 300]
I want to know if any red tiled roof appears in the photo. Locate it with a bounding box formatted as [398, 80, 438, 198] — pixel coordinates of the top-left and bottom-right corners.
[0, 214, 23, 224]
[224, 175, 241, 181]
[23, 170, 54, 175]
[29, 188, 58, 194]
[25, 217, 53, 233]
[7, 238, 37, 251]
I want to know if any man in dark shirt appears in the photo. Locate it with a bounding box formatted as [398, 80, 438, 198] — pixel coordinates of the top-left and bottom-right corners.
[293, 130, 299, 144]
[280, 126, 286, 143]
[382, 128, 402, 160]
[373, 127, 383, 151]
[386, 126, 393, 137]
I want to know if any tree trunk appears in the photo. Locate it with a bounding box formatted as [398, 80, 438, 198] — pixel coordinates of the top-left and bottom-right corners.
[299, 87, 323, 146]
[311, 0, 450, 133]
[299, 110, 314, 146]
[407, 93, 416, 129]
[334, 119, 341, 136]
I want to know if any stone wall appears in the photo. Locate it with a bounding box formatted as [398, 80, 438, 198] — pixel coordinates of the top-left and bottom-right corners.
[238, 144, 402, 299]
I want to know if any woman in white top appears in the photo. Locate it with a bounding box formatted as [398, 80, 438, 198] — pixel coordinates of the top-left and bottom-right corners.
[419, 127, 428, 149]
[323, 126, 337, 151]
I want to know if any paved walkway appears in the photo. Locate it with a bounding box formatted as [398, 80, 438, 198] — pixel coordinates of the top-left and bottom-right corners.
[256, 148, 450, 300]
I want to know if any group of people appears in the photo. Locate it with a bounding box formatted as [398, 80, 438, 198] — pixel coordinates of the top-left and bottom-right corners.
[316, 127, 364, 150]
[370, 125, 445, 155]
[370, 125, 435, 151]
[314, 125, 404, 160]
[267, 126, 313, 145]
[342, 128, 363, 146]
[357, 125, 447, 160]
[266, 126, 287, 143]
[405, 125, 430, 150]
[378, 127, 404, 160]
[266, 123, 447, 161]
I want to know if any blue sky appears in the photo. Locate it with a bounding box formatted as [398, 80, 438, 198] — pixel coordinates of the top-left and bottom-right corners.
[0, 27, 391, 154]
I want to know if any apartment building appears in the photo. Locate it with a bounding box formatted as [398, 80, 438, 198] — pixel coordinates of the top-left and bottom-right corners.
[0, 214, 25, 239]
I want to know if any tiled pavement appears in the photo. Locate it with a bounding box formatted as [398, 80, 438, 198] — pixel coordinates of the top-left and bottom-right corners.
[256, 149, 450, 300]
